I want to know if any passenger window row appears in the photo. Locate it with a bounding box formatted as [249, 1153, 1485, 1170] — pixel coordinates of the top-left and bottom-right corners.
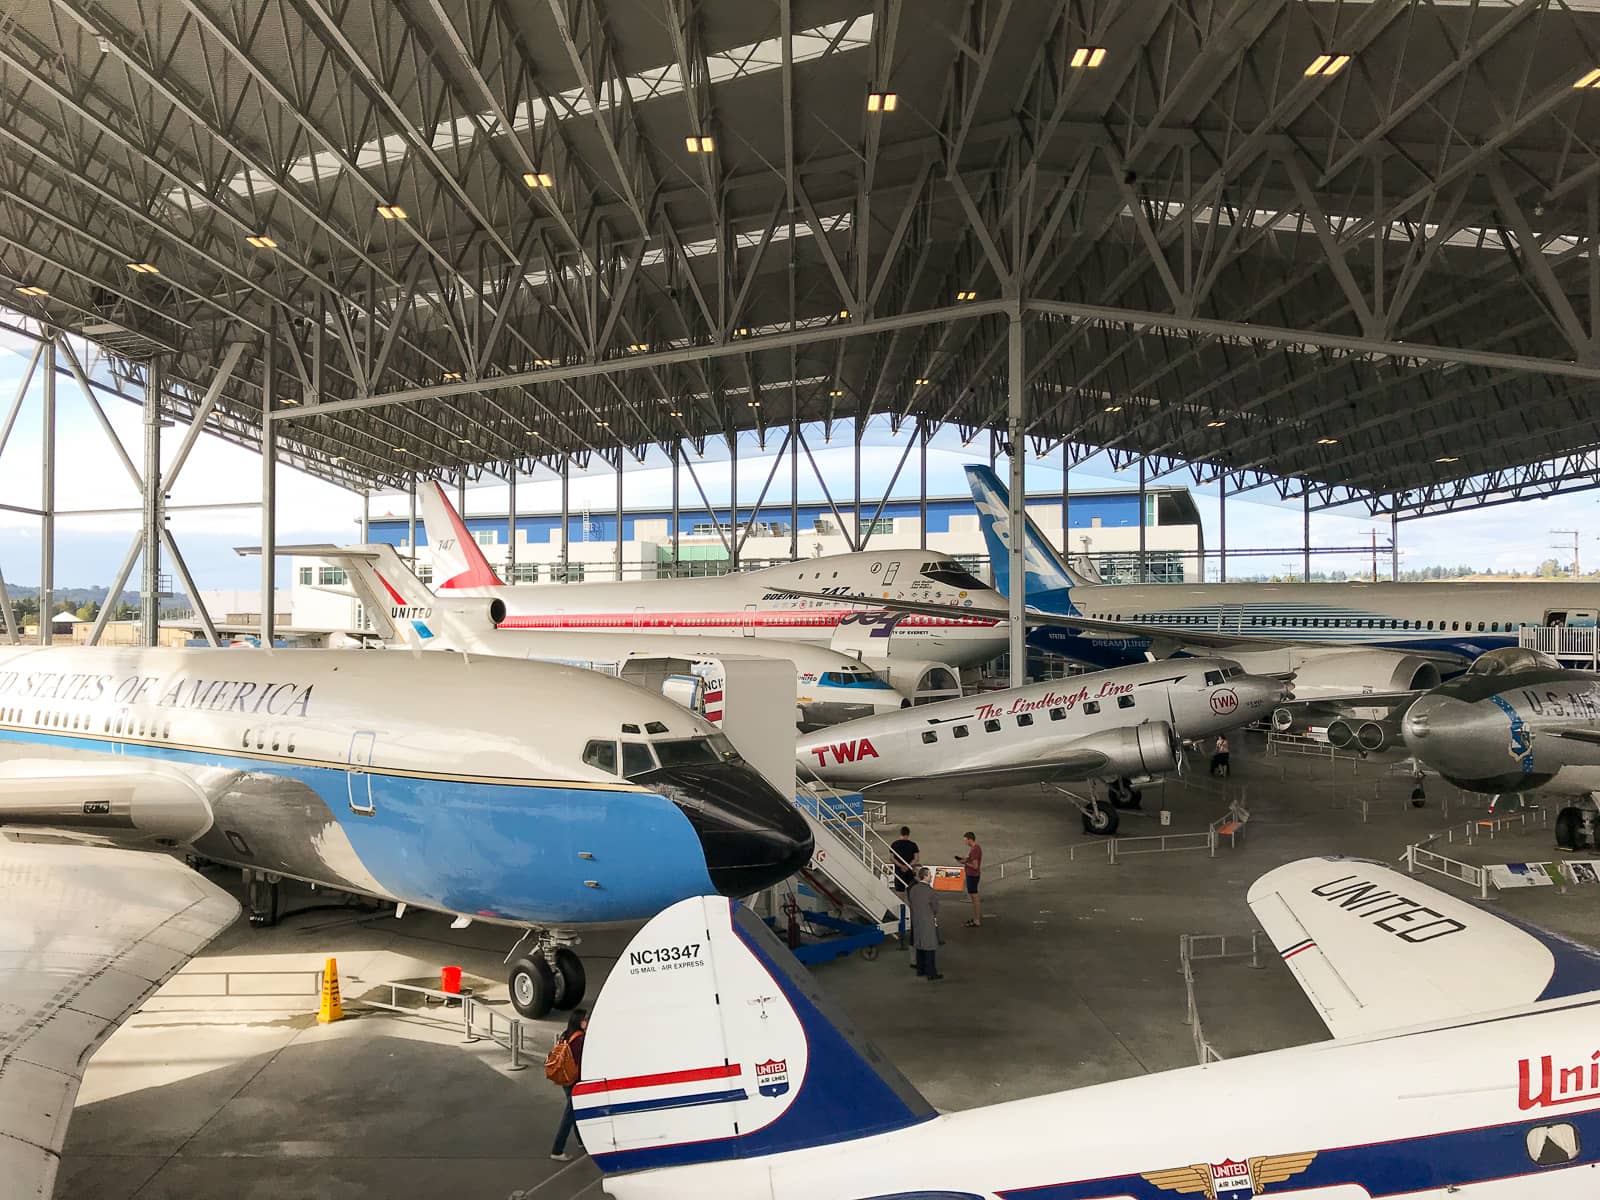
[241, 728, 297, 754]
[2, 706, 176, 741]
[920, 697, 1125, 743]
[1094, 612, 1523, 634]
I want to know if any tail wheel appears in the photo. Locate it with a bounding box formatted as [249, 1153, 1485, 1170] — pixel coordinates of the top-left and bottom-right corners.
[1555, 806, 1584, 851]
[1082, 800, 1120, 837]
[550, 947, 587, 1010]
[508, 954, 555, 1019]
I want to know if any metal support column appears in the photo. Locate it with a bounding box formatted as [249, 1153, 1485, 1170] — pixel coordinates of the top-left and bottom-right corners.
[729, 432, 739, 572]
[39, 337, 56, 645]
[260, 321, 276, 647]
[1390, 507, 1399, 582]
[407, 476, 417, 562]
[1303, 490, 1312, 582]
[670, 443, 680, 576]
[507, 466, 517, 582]
[790, 420, 799, 561]
[560, 458, 570, 582]
[615, 452, 624, 581]
[1061, 440, 1069, 560]
[853, 419, 862, 550]
[1006, 306, 1027, 688]
[918, 419, 928, 551]
[360, 491, 370, 542]
[140, 358, 163, 646]
[1137, 457, 1147, 583]
[1218, 474, 1227, 583]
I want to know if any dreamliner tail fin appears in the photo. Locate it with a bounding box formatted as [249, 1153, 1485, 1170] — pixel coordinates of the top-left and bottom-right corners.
[576, 896, 934, 1176]
[418, 480, 503, 589]
[1248, 857, 1600, 1040]
[962, 464, 1092, 598]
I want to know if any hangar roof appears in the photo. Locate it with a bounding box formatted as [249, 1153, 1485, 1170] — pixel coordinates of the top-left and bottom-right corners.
[3, 0, 1599, 517]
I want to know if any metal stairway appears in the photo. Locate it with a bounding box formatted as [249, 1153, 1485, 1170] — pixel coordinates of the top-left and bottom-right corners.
[792, 781, 905, 932]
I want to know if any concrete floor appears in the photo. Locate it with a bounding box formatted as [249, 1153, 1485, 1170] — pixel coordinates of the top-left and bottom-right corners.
[59, 733, 1600, 1199]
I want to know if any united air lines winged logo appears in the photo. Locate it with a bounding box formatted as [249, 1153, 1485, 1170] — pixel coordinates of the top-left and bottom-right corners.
[1142, 1152, 1317, 1197]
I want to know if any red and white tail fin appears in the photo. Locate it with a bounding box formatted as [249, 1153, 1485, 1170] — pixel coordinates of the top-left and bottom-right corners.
[418, 480, 503, 589]
[576, 896, 933, 1176]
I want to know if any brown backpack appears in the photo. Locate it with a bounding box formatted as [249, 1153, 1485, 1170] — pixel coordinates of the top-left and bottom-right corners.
[545, 1033, 580, 1087]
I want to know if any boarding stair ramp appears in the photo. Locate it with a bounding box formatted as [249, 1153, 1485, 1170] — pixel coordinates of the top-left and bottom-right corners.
[791, 778, 905, 936]
[1521, 625, 1599, 670]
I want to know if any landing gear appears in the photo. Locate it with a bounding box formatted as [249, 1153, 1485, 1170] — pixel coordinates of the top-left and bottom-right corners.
[1108, 777, 1142, 810]
[1081, 799, 1120, 836]
[505, 933, 586, 1019]
[244, 869, 281, 927]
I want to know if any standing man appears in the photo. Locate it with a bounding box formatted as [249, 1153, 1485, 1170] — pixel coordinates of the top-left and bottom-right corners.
[906, 866, 942, 980]
[888, 825, 919, 893]
[1211, 733, 1231, 778]
[956, 831, 983, 927]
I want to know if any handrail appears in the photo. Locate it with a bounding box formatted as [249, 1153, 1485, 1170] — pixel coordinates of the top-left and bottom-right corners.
[795, 774, 898, 881]
[1179, 931, 1266, 1065]
[1405, 842, 1490, 901]
[362, 980, 543, 1070]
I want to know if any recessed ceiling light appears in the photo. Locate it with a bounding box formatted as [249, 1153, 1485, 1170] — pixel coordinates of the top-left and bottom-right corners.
[392, 445, 406, 452]
[734, 328, 750, 337]
[376, 204, 408, 220]
[685, 135, 715, 153]
[829, 389, 844, 397]
[628, 342, 648, 352]
[1206, 420, 1227, 428]
[1070, 47, 1107, 69]
[866, 92, 898, 112]
[669, 410, 683, 417]
[1435, 455, 1459, 464]
[245, 234, 277, 249]
[838, 309, 850, 319]
[1317, 437, 1339, 445]
[330, 455, 345, 463]
[955, 290, 977, 301]
[915, 377, 931, 386]
[523, 171, 554, 188]
[15, 285, 47, 297]
[441, 371, 463, 381]
[596, 420, 609, 427]
[746, 400, 760, 407]
[1103, 404, 1122, 412]
[127, 261, 160, 274]
[1574, 68, 1600, 90]
[1305, 53, 1350, 78]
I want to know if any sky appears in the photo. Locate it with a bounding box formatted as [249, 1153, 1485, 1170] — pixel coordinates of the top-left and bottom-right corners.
[0, 331, 1593, 593]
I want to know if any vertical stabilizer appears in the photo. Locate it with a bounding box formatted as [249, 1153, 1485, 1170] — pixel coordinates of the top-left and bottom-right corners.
[962, 464, 1091, 597]
[577, 896, 934, 1175]
[418, 480, 504, 589]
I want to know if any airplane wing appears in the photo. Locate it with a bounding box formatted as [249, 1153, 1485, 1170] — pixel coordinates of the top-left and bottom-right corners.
[787, 588, 1473, 665]
[0, 840, 238, 1196]
[1247, 856, 1600, 1039]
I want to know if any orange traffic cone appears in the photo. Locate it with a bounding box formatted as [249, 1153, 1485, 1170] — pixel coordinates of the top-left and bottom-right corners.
[318, 956, 344, 1023]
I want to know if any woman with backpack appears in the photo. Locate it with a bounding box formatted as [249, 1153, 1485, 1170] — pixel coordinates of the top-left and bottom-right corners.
[546, 1008, 588, 1160]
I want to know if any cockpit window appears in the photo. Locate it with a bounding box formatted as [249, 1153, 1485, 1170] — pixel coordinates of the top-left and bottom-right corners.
[582, 739, 618, 774]
[922, 563, 987, 591]
[654, 734, 743, 768]
[1204, 670, 1224, 686]
[622, 742, 656, 778]
[645, 721, 669, 734]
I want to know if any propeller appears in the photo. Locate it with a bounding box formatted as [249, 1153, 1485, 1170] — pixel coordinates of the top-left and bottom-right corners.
[1164, 688, 1188, 777]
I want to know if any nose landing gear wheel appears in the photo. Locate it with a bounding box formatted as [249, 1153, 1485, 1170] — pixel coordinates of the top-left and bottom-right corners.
[509, 954, 555, 1019]
[1082, 800, 1119, 836]
[550, 947, 586, 1010]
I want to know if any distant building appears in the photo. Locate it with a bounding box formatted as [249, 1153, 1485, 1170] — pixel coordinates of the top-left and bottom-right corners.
[290, 485, 1203, 632]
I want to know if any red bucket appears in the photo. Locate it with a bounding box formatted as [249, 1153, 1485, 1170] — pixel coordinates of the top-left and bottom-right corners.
[440, 965, 463, 994]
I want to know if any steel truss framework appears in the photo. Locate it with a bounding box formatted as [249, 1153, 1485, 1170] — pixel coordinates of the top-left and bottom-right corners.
[0, 0, 1595, 555]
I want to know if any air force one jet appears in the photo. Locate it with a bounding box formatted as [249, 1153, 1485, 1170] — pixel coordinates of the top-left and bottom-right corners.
[961, 464, 1600, 712]
[795, 658, 1279, 833]
[571, 858, 1600, 1198]
[415, 480, 1008, 700]
[284, 541, 912, 728]
[0, 646, 810, 1022]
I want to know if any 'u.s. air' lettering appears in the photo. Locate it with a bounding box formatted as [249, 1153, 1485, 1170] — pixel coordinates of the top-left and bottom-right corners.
[1310, 875, 1466, 943]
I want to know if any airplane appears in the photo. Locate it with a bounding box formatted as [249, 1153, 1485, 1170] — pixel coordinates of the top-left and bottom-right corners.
[0, 645, 811, 1023]
[567, 857, 1600, 1197]
[1402, 645, 1600, 849]
[412, 479, 1011, 701]
[795, 657, 1282, 833]
[951, 464, 1600, 744]
[278, 541, 913, 729]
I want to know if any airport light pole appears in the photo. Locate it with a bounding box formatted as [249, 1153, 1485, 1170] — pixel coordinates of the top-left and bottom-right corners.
[1551, 529, 1580, 576]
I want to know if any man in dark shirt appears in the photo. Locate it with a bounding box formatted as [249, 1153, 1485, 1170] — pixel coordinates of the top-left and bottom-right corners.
[956, 831, 983, 927]
[888, 825, 919, 892]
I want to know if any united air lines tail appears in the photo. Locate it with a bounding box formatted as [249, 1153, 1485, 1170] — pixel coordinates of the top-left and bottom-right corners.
[964, 463, 1092, 599]
[582, 865, 1600, 1198]
[419, 480, 503, 590]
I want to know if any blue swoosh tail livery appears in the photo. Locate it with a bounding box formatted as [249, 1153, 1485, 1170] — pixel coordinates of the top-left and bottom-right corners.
[579, 862, 1600, 1198]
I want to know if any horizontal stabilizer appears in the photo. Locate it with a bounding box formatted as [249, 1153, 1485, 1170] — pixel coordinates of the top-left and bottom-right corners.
[577, 896, 934, 1176]
[1248, 857, 1600, 1039]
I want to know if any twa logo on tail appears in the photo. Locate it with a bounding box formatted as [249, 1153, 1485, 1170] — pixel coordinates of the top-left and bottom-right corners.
[809, 738, 879, 767]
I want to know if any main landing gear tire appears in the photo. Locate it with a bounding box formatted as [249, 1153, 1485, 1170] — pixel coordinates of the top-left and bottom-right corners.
[1082, 800, 1120, 837]
[1109, 778, 1142, 810]
[550, 947, 587, 1011]
[509, 955, 556, 1020]
[1555, 806, 1584, 852]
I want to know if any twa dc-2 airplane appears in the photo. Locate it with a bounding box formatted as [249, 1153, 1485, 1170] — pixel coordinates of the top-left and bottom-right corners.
[0, 646, 810, 1028]
[571, 857, 1600, 1198]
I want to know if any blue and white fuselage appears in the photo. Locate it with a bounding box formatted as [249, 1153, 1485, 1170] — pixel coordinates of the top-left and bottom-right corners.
[0, 646, 811, 927]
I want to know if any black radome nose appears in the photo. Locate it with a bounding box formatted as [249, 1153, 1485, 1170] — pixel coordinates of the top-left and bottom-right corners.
[642, 761, 813, 896]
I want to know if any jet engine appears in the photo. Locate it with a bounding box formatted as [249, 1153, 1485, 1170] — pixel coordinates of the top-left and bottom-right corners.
[0, 759, 216, 845]
[434, 596, 507, 631]
[1286, 651, 1441, 701]
[1326, 717, 1405, 754]
[1078, 721, 1181, 779]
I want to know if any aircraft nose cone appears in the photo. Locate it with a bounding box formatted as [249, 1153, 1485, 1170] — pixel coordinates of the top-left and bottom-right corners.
[646, 762, 813, 896]
[1402, 694, 1503, 776]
